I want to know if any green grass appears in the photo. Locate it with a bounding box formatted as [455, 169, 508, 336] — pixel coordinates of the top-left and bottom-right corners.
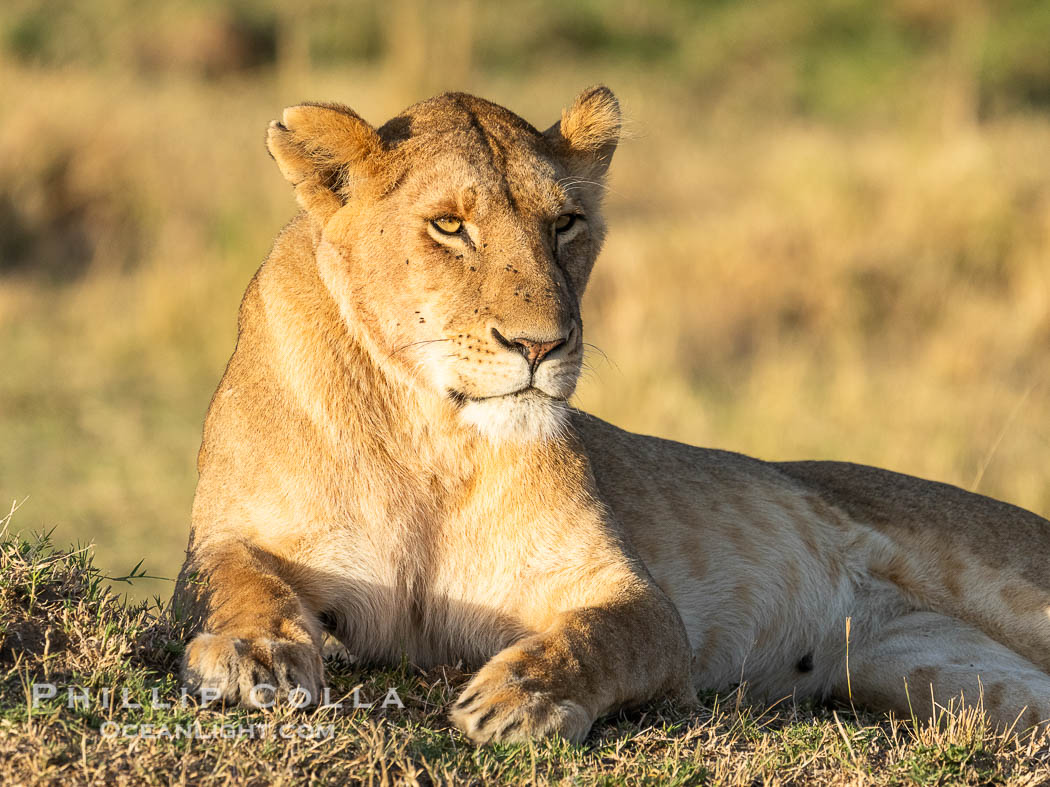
[4, 1, 1050, 119]
[2, 506, 1049, 785]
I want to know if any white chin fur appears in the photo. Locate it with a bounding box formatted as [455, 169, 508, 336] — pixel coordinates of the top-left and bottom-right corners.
[459, 394, 569, 443]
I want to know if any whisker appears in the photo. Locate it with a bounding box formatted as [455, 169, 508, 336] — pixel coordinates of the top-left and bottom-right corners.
[385, 338, 451, 362]
[557, 176, 623, 199]
[583, 342, 610, 364]
[583, 342, 620, 376]
[557, 176, 610, 190]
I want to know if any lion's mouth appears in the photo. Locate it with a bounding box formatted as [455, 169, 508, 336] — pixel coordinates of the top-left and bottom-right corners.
[447, 387, 555, 406]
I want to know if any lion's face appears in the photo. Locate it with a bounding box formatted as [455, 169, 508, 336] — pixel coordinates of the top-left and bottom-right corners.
[267, 90, 620, 441]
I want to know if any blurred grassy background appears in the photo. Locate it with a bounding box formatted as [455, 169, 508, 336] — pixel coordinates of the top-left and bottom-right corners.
[1, 0, 1048, 599]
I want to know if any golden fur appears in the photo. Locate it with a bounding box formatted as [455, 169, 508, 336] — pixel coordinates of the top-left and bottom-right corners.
[175, 88, 1050, 743]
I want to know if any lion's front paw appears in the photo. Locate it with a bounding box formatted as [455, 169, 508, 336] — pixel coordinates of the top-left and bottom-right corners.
[449, 655, 595, 744]
[182, 632, 324, 708]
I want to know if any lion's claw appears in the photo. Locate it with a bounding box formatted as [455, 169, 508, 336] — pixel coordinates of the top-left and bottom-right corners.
[449, 656, 594, 744]
[182, 632, 324, 708]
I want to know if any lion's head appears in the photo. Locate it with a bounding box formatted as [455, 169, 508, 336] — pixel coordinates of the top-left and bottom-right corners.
[265, 88, 621, 442]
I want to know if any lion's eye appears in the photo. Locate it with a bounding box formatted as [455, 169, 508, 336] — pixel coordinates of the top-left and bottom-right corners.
[431, 217, 463, 235]
[554, 214, 577, 233]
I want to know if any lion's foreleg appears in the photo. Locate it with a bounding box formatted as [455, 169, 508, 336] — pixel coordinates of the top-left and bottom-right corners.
[449, 589, 695, 743]
[174, 540, 325, 708]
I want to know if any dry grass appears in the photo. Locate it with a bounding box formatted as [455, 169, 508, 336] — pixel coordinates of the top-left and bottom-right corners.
[580, 114, 1050, 506]
[2, 504, 1050, 786]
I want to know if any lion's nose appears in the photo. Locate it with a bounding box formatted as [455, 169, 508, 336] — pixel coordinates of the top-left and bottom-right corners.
[491, 328, 567, 370]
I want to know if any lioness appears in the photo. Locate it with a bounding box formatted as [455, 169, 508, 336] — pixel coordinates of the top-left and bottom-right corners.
[175, 87, 1050, 743]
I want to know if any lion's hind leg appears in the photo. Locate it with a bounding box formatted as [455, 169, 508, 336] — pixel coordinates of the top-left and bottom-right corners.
[834, 611, 1050, 733]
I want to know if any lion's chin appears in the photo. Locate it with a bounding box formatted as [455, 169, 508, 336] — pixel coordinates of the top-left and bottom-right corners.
[457, 390, 569, 443]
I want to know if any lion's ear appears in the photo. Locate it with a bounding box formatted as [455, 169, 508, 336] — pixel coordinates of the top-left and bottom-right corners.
[545, 86, 621, 179]
[266, 102, 384, 220]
